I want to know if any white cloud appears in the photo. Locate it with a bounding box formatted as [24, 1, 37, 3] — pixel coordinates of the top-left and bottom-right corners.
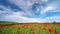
[0, 5, 41, 22]
[0, 5, 14, 15]
[0, 7, 47, 23]
[0, 0, 60, 23]
[0, 9, 60, 23]
[40, 4, 59, 15]
[40, 0, 60, 15]
[7, 0, 49, 16]
[46, 16, 60, 22]
[40, 6, 54, 15]
[7, 0, 60, 16]
[41, 0, 48, 2]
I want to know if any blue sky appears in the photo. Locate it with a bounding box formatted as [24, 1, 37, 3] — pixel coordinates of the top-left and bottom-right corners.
[0, 0, 60, 23]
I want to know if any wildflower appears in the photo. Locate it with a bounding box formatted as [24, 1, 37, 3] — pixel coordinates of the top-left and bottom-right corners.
[48, 28, 54, 33]
[31, 28, 34, 31]
[43, 27, 46, 30]
[32, 31, 34, 34]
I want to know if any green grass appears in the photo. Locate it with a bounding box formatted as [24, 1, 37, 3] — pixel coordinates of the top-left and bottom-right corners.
[0, 23, 60, 34]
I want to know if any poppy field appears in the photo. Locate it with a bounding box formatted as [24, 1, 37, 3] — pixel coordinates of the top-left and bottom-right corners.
[0, 23, 60, 34]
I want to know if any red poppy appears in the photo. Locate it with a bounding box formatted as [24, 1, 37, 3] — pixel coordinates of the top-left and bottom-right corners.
[32, 31, 34, 34]
[31, 28, 34, 31]
[48, 28, 54, 33]
[43, 27, 46, 30]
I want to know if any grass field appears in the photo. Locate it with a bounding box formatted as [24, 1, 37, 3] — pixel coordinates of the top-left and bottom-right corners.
[0, 22, 60, 34]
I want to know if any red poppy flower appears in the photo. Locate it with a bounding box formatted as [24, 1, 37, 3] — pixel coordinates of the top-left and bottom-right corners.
[31, 28, 34, 31]
[43, 27, 46, 30]
[48, 28, 54, 33]
[32, 31, 34, 34]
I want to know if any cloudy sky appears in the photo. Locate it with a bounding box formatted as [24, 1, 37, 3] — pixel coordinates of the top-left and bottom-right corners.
[0, 0, 60, 22]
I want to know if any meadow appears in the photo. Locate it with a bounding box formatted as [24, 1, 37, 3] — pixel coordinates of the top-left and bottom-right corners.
[0, 22, 60, 34]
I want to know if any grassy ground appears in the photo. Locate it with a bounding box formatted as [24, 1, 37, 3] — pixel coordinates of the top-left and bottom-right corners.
[0, 23, 60, 34]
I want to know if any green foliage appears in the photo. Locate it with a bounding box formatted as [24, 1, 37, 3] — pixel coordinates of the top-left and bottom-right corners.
[0, 23, 60, 34]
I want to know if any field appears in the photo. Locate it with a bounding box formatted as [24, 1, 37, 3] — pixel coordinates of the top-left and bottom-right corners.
[0, 22, 60, 34]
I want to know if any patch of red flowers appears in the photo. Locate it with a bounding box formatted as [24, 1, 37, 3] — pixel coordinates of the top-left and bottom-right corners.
[22, 24, 29, 28]
[31, 28, 35, 34]
[24, 24, 29, 26]
[48, 28, 54, 33]
[0, 24, 5, 28]
[44, 24, 48, 27]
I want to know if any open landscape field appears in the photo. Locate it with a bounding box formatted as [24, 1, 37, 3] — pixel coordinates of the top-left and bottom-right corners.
[0, 22, 60, 34]
[0, 0, 60, 34]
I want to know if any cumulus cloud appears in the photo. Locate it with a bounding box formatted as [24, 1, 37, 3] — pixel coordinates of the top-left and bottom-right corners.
[0, 5, 41, 22]
[40, 0, 60, 15]
[7, 0, 49, 15]
[46, 16, 60, 22]
[0, 5, 51, 23]
[40, 6, 54, 15]
[7, 0, 60, 15]
[0, 0, 60, 23]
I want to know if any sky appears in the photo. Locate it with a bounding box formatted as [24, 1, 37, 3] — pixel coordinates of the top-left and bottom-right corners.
[0, 0, 60, 23]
